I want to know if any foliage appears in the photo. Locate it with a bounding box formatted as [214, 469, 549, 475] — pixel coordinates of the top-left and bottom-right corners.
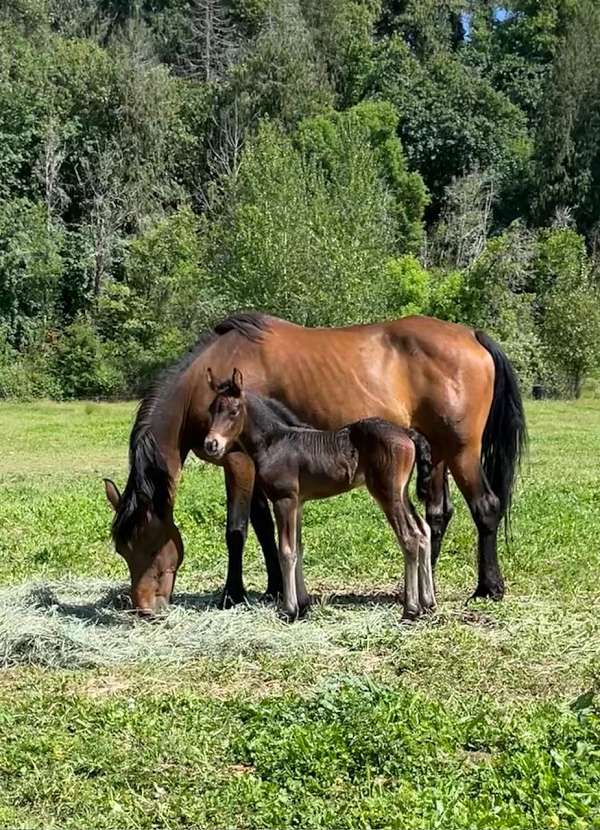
[384, 255, 431, 317]
[296, 101, 428, 253]
[540, 272, 600, 398]
[49, 318, 122, 399]
[0, 0, 599, 398]
[533, 0, 600, 234]
[97, 206, 220, 392]
[212, 121, 397, 326]
[365, 36, 530, 201]
[0, 199, 63, 349]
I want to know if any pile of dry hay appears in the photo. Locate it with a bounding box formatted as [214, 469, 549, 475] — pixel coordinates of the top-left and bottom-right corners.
[0, 580, 407, 669]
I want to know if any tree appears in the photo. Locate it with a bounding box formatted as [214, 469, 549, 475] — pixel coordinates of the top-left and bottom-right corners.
[211, 121, 397, 326]
[427, 169, 495, 269]
[533, 0, 600, 235]
[295, 101, 428, 253]
[225, 0, 332, 131]
[542, 282, 600, 398]
[169, 0, 237, 81]
[365, 37, 529, 207]
[0, 199, 63, 349]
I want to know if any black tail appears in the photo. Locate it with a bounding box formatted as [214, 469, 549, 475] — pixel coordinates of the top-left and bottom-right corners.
[407, 428, 433, 503]
[475, 330, 528, 532]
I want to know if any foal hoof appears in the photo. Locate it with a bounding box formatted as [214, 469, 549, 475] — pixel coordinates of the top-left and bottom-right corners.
[402, 605, 422, 623]
[278, 607, 299, 623]
[218, 588, 249, 610]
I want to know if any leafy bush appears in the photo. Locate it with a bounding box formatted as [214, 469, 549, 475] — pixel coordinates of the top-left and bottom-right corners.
[211, 121, 398, 326]
[384, 255, 431, 316]
[96, 206, 219, 394]
[49, 318, 122, 399]
[296, 101, 428, 253]
[0, 199, 63, 349]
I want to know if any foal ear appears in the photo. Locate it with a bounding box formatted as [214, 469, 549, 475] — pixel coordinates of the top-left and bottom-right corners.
[104, 478, 121, 512]
[231, 368, 243, 395]
[206, 367, 217, 392]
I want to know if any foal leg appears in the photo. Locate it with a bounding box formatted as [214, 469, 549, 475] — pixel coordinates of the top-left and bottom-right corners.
[220, 452, 255, 609]
[295, 505, 310, 615]
[426, 462, 454, 572]
[415, 512, 436, 612]
[250, 487, 283, 600]
[449, 448, 503, 600]
[368, 478, 422, 620]
[273, 496, 300, 621]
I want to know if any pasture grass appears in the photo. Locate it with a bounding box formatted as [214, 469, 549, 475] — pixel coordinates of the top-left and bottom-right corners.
[0, 399, 599, 828]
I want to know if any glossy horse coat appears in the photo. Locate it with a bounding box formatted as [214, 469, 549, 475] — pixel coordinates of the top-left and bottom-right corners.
[104, 313, 526, 614]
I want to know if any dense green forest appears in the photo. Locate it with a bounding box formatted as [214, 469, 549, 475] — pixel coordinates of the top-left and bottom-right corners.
[1, 0, 599, 399]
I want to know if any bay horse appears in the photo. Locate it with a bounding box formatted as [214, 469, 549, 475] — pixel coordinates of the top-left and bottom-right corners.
[103, 313, 526, 615]
[204, 368, 435, 620]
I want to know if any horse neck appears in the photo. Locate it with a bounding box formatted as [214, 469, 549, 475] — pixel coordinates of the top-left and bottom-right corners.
[140, 376, 192, 492]
[240, 394, 290, 457]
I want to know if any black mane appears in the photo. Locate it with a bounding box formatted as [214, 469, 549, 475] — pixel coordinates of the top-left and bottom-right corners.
[214, 312, 271, 343]
[245, 393, 349, 456]
[112, 312, 273, 545]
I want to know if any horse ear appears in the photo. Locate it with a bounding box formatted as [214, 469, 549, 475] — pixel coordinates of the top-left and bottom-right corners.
[104, 478, 121, 512]
[206, 367, 217, 392]
[231, 368, 243, 395]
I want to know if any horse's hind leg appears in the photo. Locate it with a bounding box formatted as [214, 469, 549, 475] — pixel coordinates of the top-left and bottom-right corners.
[367, 475, 423, 620]
[250, 488, 283, 600]
[448, 448, 503, 600]
[426, 462, 454, 571]
[416, 513, 435, 612]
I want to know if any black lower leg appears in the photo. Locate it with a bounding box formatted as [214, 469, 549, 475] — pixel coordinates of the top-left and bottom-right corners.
[250, 489, 283, 597]
[426, 467, 454, 571]
[220, 526, 248, 608]
[471, 492, 504, 600]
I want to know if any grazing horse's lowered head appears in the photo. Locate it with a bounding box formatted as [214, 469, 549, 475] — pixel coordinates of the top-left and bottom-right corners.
[104, 422, 184, 616]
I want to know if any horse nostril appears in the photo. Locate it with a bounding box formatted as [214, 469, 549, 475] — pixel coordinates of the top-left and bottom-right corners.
[205, 438, 217, 455]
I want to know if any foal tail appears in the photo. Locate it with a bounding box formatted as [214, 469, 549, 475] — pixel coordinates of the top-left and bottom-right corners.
[475, 330, 528, 531]
[406, 429, 432, 503]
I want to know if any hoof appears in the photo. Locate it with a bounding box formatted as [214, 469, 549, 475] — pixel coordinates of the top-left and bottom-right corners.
[218, 587, 249, 610]
[266, 579, 284, 598]
[469, 581, 505, 603]
[297, 598, 311, 619]
[278, 607, 299, 623]
[402, 605, 422, 622]
[259, 590, 280, 605]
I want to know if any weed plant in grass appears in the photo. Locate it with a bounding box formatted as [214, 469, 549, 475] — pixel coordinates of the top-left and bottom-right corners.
[0, 400, 599, 828]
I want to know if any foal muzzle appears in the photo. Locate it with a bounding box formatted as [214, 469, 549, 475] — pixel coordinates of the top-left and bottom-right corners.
[204, 435, 226, 458]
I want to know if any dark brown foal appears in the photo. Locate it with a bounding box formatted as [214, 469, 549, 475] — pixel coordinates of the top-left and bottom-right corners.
[204, 368, 435, 621]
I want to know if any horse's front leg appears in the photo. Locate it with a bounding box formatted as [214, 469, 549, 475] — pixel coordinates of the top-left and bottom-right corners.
[250, 487, 283, 600]
[273, 496, 299, 621]
[220, 451, 255, 609]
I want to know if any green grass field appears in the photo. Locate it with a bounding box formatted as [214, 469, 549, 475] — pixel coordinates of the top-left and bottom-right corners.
[0, 399, 599, 829]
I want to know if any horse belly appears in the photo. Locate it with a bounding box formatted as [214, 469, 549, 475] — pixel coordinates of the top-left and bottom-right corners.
[298, 467, 364, 502]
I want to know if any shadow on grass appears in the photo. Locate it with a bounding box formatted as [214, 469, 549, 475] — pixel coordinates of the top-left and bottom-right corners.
[20, 584, 406, 625]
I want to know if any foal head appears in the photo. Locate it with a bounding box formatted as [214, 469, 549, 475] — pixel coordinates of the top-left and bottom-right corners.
[204, 367, 246, 460]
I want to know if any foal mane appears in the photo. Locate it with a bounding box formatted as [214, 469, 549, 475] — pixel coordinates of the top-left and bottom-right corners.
[112, 312, 272, 546]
